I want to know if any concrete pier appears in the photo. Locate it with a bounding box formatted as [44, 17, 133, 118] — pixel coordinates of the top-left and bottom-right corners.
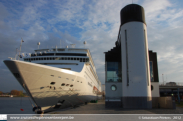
[48, 100, 183, 114]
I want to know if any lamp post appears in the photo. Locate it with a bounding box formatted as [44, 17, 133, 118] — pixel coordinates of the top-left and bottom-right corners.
[162, 74, 164, 85]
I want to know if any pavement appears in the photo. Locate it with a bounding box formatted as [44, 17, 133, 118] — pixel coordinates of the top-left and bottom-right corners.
[48, 100, 183, 114]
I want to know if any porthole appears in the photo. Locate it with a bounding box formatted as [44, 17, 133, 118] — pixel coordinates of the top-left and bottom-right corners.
[111, 85, 117, 91]
[151, 85, 154, 91]
[61, 83, 65, 86]
[58, 76, 61, 78]
[70, 85, 73, 87]
[66, 84, 69, 86]
[50, 82, 55, 85]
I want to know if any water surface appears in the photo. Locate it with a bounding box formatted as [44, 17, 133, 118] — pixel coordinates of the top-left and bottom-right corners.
[0, 97, 34, 114]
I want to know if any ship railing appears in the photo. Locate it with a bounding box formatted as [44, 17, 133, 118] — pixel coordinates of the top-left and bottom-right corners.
[8, 57, 16, 60]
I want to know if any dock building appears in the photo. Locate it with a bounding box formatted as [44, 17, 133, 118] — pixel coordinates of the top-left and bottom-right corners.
[105, 4, 160, 109]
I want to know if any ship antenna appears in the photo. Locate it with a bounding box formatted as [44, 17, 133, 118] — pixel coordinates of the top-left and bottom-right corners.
[18, 38, 24, 60]
[55, 45, 57, 52]
[83, 41, 87, 48]
[15, 48, 18, 60]
[60, 39, 61, 48]
[37, 42, 40, 49]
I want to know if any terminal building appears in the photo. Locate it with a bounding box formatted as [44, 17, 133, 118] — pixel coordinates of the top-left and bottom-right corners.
[104, 4, 160, 108]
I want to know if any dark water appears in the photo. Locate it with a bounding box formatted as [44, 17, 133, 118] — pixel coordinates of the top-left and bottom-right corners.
[0, 97, 34, 114]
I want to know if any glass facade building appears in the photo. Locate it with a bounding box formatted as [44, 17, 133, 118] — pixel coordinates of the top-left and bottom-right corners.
[150, 61, 154, 82]
[106, 62, 122, 82]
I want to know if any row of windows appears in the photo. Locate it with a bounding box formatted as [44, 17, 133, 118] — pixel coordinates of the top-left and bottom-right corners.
[61, 83, 73, 87]
[24, 57, 89, 62]
[31, 53, 87, 57]
[50, 75, 82, 83]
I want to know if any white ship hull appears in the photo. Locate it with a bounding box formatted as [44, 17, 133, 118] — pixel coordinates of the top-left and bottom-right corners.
[4, 60, 101, 112]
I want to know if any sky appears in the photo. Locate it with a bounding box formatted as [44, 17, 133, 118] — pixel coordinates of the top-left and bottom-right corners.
[0, 0, 183, 92]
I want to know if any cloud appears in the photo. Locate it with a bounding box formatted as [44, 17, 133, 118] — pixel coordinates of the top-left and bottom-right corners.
[0, 0, 183, 92]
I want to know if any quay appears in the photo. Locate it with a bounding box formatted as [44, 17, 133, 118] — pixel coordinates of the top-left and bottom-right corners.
[48, 100, 183, 114]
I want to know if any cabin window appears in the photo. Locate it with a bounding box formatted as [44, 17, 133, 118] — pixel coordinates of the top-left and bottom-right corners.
[61, 83, 65, 86]
[36, 58, 38, 60]
[74, 58, 76, 60]
[62, 57, 64, 60]
[77, 58, 79, 60]
[68, 58, 70, 60]
[66, 84, 69, 86]
[55, 57, 60, 60]
[70, 85, 73, 87]
[71, 58, 73, 60]
[80, 58, 82, 62]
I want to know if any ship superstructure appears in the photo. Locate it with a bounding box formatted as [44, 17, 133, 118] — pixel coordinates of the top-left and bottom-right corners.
[4, 46, 101, 112]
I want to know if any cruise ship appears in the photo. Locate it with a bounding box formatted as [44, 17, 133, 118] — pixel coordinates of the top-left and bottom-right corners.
[4, 46, 102, 112]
